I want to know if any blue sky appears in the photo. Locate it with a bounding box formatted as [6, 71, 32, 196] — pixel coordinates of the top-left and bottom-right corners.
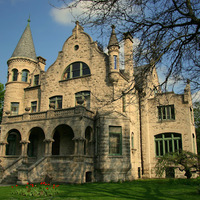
[0, 0, 99, 86]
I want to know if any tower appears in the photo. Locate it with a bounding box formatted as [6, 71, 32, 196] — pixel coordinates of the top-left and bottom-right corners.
[107, 25, 120, 83]
[3, 19, 38, 116]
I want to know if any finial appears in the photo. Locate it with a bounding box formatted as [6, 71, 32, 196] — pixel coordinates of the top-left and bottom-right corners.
[111, 25, 115, 29]
[27, 15, 31, 24]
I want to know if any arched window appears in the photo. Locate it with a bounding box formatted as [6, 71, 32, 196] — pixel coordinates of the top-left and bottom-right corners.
[155, 133, 182, 156]
[6, 130, 21, 155]
[63, 62, 90, 80]
[12, 69, 18, 81]
[21, 69, 29, 82]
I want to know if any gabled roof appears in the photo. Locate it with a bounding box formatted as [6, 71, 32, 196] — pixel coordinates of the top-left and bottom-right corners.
[11, 19, 37, 61]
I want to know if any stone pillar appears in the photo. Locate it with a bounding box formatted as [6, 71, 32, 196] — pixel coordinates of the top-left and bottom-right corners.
[20, 140, 29, 157]
[0, 142, 7, 157]
[44, 139, 54, 156]
[73, 137, 85, 155]
[73, 138, 78, 155]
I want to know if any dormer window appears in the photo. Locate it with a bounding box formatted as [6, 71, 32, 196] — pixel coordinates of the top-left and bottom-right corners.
[63, 62, 90, 80]
[21, 69, 29, 82]
[12, 69, 18, 81]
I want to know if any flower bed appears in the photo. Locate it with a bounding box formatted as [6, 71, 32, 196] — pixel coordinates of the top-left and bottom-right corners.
[11, 182, 60, 197]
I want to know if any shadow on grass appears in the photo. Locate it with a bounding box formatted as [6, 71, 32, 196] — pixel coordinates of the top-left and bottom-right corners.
[56, 179, 200, 200]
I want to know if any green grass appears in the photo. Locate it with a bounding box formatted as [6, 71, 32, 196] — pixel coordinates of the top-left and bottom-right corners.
[0, 178, 200, 200]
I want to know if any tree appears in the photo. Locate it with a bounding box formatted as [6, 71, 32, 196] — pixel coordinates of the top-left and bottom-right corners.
[193, 101, 200, 155]
[155, 150, 199, 179]
[0, 83, 5, 123]
[50, 0, 200, 91]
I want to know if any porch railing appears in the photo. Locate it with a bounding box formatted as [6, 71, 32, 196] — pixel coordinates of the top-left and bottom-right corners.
[3, 106, 94, 123]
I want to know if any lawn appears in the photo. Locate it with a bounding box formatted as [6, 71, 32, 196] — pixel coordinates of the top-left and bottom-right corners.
[0, 178, 199, 200]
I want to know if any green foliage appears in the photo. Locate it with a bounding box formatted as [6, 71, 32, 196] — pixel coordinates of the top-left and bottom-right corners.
[156, 150, 199, 179]
[11, 182, 60, 197]
[0, 83, 5, 123]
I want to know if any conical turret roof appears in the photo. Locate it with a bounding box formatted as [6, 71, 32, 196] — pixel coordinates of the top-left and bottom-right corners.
[108, 25, 119, 48]
[11, 19, 37, 61]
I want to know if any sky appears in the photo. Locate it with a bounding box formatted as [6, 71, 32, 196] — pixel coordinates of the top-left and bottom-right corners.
[0, 0, 100, 86]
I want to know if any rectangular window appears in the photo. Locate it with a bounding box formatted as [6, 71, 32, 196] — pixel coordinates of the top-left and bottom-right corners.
[157, 105, 175, 120]
[75, 91, 90, 109]
[122, 94, 126, 112]
[49, 96, 62, 109]
[114, 55, 117, 69]
[155, 133, 182, 156]
[109, 126, 122, 155]
[131, 133, 134, 149]
[11, 102, 19, 115]
[34, 75, 39, 86]
[31, 101, 37, 113]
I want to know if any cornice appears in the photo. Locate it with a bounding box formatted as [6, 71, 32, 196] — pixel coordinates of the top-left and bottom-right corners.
[7, 57, 38, 65]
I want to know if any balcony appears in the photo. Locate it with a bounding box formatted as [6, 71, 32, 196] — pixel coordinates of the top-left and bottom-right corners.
[2, 106, 95, 124]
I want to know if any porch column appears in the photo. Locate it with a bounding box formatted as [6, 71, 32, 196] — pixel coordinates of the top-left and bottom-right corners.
[78, 138, 85, 155]
[73, 137, 85, 155]
[44, 139, 54, 156]
[0, 142, 7, 156]
[73, 137, 78, 155]
[20, 140, 29, 157]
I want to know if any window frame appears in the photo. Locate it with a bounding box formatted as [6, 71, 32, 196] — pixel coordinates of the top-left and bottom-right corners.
[155, 133, 182, 157]
[11, 102, 19, 115]
[49, 96, 62, 109]
[12, 69, 18, 81]
[31, 101, 37, 113]
[109, 126, 122, 156]
[114, 55, 117, 69]
[34, 74, 39, 86]
[63, 62, 91, 80]
[75, 91, 90, 109]
[157, 105, 175, 121]
[21, 69, 29, 82]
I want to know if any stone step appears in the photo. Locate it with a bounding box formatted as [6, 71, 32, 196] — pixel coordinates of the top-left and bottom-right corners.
[1, 171, 18, 184]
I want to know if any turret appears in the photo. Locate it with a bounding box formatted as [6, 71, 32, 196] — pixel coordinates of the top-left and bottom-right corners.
[3, 18, 39, 116]
[107, 25, 120, 83]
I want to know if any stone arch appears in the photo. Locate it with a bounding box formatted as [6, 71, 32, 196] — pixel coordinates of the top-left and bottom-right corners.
[27, 127, 45, 159]
[84, 126, 93, 156]
[6, 129, 21, 156]
[52, 124, 74, 155]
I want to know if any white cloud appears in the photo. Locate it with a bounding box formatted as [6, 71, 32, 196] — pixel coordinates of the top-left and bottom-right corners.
[50, 2, 90, 26]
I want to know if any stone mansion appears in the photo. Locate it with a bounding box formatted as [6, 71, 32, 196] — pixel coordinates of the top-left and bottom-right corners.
[0, 20, 197, 184]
